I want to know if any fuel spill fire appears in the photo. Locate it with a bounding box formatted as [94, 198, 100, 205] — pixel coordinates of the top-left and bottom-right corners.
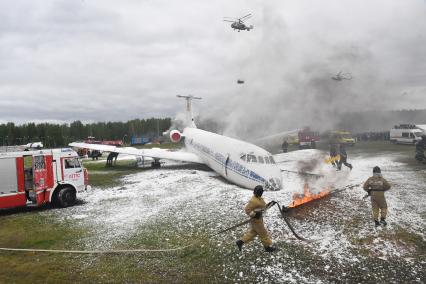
[288, 182, 331, 208]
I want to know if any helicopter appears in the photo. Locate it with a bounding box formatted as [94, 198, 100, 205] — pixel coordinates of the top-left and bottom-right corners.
[223, 13, 254, 32]
[331, 71, 352, 81]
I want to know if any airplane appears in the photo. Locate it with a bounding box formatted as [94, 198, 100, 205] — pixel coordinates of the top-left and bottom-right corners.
[331, 71, 352, 81]
[1, 141, 44, 153]
[223, 14, 254, 32]
[24, 142, 43, 149]
[70, 95, 283, 191]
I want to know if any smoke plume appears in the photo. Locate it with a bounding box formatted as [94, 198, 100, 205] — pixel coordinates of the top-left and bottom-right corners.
[198, 0, 426, 139]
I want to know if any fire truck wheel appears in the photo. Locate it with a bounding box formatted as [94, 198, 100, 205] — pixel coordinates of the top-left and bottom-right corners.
[56, 187, 77, 208]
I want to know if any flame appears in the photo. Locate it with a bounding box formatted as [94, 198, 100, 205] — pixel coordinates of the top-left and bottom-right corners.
[288, 183, 331, 208]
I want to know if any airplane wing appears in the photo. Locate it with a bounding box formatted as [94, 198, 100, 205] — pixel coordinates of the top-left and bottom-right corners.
[69, 142, 204, 164]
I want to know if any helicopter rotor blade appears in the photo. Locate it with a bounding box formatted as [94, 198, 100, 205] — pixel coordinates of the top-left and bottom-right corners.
[223, 19, 235, 23]
[239, 13, 252, 20]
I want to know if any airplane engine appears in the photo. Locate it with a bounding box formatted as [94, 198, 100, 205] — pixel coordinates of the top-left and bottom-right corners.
[170, 130, 182, 143]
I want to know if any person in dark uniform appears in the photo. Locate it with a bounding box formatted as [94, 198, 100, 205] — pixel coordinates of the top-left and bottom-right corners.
[415, 135, 426, 164]
[282, 139, 289, 153]
[106, 152, 119, 166]
[329, 143, 338, 167]
[337, 144, 353, 171]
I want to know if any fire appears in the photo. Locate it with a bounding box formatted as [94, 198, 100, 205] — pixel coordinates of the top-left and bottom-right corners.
[288, 183, 331, 208]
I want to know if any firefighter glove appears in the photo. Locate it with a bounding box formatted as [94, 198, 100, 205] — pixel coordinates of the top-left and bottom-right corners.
[253, 210, 263, 219]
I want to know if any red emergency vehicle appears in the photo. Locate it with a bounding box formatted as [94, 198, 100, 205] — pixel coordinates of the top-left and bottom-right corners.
[0, 148, 89, 210]
[298, 128, 320, 149]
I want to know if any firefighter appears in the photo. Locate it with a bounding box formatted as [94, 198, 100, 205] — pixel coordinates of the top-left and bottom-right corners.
[363, 166, 391, 227]
[329, 143, 338, 167]
[415, 135, 426, 164]
[282, 139, 288, 153]
[106, 152, 119, 166]
[337, 143, 353, 170]
[310, 139, 316, 149]
[236, 185, 276, 252]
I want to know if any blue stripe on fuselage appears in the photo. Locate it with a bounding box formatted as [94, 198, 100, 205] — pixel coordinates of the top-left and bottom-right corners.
[187, 140, 266, 184]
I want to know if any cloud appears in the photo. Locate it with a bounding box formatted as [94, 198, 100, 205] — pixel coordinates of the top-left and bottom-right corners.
[0, 0, 424, 132]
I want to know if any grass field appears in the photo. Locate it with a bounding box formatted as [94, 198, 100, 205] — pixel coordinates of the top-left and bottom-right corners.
[0, 141, 424, 283]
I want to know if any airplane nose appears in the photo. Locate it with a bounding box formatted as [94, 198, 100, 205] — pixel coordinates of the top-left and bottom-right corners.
[265, 177, 282, 191]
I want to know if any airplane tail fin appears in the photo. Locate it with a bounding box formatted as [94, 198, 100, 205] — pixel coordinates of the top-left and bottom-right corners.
[176, 95, 202, 128]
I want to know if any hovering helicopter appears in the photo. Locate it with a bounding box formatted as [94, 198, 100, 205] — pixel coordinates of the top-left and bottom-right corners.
[331, 71, 352, 81]
[223, 13, 254, 32]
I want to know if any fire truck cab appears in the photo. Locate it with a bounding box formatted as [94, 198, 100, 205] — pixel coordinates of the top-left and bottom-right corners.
[298, 128, 320, 149]
[0, 148, 89, 210]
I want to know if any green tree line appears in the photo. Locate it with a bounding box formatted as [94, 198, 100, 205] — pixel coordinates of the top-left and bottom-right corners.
[0, 118, 171, 147]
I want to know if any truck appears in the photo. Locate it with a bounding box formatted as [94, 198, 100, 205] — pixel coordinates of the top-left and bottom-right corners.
[390, 124, 426, 144]
[131, 136, 150, 145]
[298, 128, 320, 149]
[329, 130, 356, 146]
[0, 148, 89, 210]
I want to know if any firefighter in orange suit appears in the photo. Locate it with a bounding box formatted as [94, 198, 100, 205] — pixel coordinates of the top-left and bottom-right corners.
[236, 185, 276, 252]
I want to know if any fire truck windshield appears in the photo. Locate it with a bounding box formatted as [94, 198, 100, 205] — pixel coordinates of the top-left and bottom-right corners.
[65, 158, 81, 169]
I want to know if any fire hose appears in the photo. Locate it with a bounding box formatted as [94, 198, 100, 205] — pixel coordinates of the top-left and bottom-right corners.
[214, 183, 363, 243]
[0, 246, 193, 254]
[0, 202, 310, 255]
[0, 203, 303, 254]
[280, 169, 324, 178]
[1, 183, 365, 254]
[213, 201, 311, 242]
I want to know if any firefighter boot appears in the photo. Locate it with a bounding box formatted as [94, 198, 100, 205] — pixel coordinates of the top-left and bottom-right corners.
[236, 240, 244, 252]
[380, 218, 387, 226]
[374, 220, 380, 227]
[264, 246, 276, 253]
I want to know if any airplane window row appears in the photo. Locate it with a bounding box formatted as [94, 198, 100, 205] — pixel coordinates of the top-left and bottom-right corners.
[240, 154, 275, 164]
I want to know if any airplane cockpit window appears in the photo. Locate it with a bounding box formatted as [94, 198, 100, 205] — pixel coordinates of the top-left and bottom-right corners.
[269, 156, 276, 164]
[258, 156, 265, 164]
[247, 154, 257, 163]
[240, 154, 246, 162]
[264, 156, 270, 164]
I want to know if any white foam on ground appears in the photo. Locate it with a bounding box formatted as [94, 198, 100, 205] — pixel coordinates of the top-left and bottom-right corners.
[42, 151, 425, 283]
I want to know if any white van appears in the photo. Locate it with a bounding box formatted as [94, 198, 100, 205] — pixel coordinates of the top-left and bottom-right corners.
[390, 124, 425, 144]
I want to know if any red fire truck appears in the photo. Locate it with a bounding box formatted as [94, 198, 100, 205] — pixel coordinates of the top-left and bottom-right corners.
[0, 148, 89, 210]
[298, 128, 320, 149]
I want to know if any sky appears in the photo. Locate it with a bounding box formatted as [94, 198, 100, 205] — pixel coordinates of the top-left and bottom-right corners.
[0, 0, 425, 135]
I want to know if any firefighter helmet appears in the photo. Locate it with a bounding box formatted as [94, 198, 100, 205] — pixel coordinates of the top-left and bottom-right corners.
[373, 166, 381, 174]
[254, 185, 264, 197]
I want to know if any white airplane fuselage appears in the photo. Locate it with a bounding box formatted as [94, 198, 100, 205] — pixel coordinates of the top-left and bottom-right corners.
[183, 127, 282, 191]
